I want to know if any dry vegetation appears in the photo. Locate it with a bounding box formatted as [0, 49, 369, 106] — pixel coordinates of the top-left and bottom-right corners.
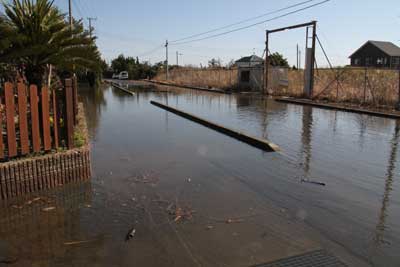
[283, 68, 400, 107]
[154, 67, 238, 89]
[155, 67, 400, 108]
[73, 103, 89, 148]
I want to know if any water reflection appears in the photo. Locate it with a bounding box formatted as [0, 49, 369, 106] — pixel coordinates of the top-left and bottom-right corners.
[373, 120, 400, 247]
[300, 106, 313, 176]
[80, 85, 107, 139]
[0, 182, 94, 266]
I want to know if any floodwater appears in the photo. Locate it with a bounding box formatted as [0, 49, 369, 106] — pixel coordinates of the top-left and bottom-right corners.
[0, 82, 399, 267]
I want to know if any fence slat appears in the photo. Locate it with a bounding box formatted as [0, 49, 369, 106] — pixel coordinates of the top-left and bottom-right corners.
[73, 76, 78, 124]
[52, 90, 59, 148]
[65, 79, 74, 149]
[30, 85, 41, 153]
[0, 97, 4, 159]
[41, 86, 51, 151]
[5, 82, 17, 158]
[18, 83, 29, 155]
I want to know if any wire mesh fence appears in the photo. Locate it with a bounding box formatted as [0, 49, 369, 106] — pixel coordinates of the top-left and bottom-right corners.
[284, 67, 400, 107]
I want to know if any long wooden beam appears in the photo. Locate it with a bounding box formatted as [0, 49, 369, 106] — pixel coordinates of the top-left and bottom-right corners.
[150, 101, 280, 152]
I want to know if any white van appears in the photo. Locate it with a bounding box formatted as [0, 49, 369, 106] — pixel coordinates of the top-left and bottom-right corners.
[119, 71, 128, 80]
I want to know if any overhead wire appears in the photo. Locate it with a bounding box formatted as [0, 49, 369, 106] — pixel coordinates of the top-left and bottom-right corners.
[137, 45, 165, 57]
[170, 0, 331, 46]
[170, 0, 317, 43]
[72, 0, 85, 20]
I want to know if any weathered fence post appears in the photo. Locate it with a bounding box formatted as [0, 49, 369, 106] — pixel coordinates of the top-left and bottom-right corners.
[0, 96, 3, 159]
[52, 89, 59, 149]
[30, 85, 41, 153]
[17, 83, 29, 155]
[64, 79, 75, 149]
[364, 67, 367, 103]
[41, 86, 51, 151]
[5, 82, 17, 157]
[73, 76, 78, 124]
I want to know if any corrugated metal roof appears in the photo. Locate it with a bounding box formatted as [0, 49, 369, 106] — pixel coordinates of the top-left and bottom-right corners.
[350, 41, 400, 57]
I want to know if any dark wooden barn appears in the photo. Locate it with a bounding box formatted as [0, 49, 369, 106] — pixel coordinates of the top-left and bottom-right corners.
[349, 41, 400, 69]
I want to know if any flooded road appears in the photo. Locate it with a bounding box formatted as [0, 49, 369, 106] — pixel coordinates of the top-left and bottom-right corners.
[0, 82, 399, 266]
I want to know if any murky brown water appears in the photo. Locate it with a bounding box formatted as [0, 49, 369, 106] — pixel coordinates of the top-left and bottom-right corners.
[0, 82, 399, 266]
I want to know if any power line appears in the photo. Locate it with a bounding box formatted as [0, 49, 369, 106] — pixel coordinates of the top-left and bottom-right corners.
[79, 0, 94, 18]
[170, 0, 317, 43]
[171, 0, 331, 46]
[72, 0, 84, 19]
[138, 45, 165, 57]
[87, 17, 97, 38]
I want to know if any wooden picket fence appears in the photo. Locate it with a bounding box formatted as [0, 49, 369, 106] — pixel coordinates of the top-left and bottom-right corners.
[0, 78, 78, 161]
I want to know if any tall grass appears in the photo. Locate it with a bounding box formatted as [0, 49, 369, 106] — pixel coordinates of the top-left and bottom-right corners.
[276, 68, 400, 107]
[154, 67, 238, 89]
[155, 67, 400, 107]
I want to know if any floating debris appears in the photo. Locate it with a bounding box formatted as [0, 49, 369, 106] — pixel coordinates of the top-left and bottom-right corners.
[42, 206, 56, 212]
[225, 219, 244, 224]
[205, 225, 214, 230]
[167, 204, 195, 223]
[125, 228, 136, 241]
[64, 240, 96, 246]
[301, 179, 326, 186]
[0, 258, 18, 264]
[132, 172, 159, 185]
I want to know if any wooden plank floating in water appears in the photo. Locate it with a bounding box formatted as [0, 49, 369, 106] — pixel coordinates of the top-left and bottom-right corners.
[150, 101, 280, 152]
[111, 82, 135, 95]
[275, 97, 400, 119]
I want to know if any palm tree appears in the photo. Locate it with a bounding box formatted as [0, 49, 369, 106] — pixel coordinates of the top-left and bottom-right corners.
[0, 0, 101, 85]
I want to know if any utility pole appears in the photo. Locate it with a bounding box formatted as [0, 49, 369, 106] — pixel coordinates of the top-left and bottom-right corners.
[165, 40, 169, 80]
[176, 51, 183, 66]
[299, 50, 302, 69]
[264, 31, 269, 95]
[87, 17, 97, 38]
[68, 0, 73, 31]
[309, 21, 317, 97]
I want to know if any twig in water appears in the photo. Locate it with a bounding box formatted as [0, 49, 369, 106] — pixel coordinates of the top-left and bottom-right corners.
[301, 179, 326, 186]
[64, 239, 97, 246]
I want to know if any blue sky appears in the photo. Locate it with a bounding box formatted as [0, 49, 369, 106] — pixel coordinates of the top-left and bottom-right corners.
[6, 0, 400, 66]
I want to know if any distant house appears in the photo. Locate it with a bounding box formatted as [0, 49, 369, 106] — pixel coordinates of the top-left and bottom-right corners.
[349, 41, 400, 69]
[235, 55, 264, 68]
